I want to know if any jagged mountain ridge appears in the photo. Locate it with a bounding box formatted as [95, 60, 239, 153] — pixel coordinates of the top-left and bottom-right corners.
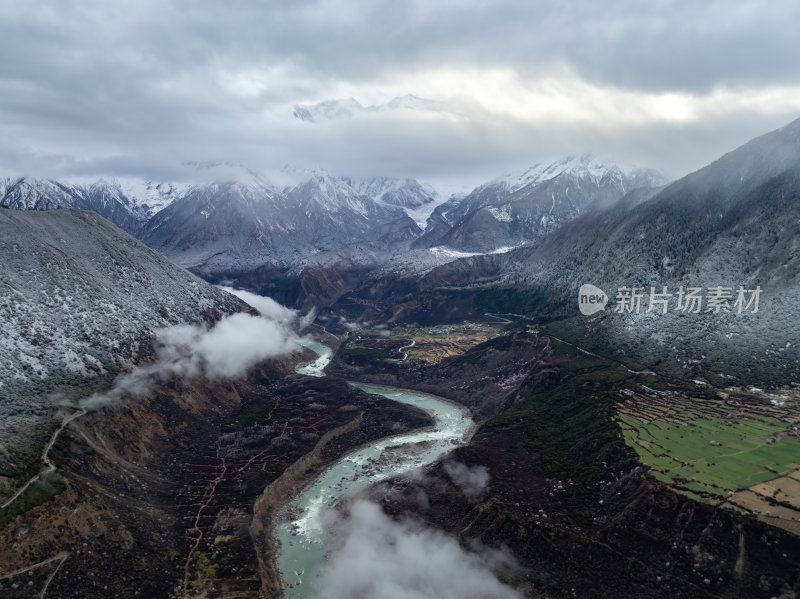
[350, 176, 437, 209]
[293, 94, 451, 123]
[139, 173, 424, 278]
[414, 155, 667, 252]
[0, 170, 441, 275]
[221, 158, 665, 308]
[0, 176, 187, 235]
[504, 119, 800, 299]
[383, 118, 800, 382]
[1, 158, 665, 298]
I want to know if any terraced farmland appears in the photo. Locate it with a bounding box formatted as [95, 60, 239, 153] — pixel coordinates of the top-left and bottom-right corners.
[616, 385, 800, 531]
[344, 322, 504, 364]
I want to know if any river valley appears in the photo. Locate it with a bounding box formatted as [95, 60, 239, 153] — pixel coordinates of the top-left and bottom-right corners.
[277, 339, 474, 597]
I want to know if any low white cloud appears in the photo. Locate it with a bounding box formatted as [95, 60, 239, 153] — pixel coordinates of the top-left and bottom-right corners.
[153, 312, 299, 379]
[218, 286, 297, 323]
[80, 308, 300, 410]
[443, 461, 490, 501]
[220, 285, 317, 330]
[318, 499, 522, 599]
[397, 68, 800, 126]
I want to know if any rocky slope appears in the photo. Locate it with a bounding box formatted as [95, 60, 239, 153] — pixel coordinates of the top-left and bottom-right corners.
[0, 207, 245, 484]
[0, 358, 432, 598]
[328, 118, 800, 384]
[497, 117, 800, 383]
[414, 156, 666, 252]
[338, 329, 800, 598]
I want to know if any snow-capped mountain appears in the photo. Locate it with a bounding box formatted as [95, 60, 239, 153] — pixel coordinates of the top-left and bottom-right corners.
[0, 178, 83, 211]
[110, 178, 191, 215]
[493, 155, 662, 192]
[394, 118, 800, 383]
[0, 166, 448, 282]
[293, 98, 365, 122]
[0, 157, 665, 304]
[0, 176, 183, 235]
[293, 94, 451, 123]
[139, 171, 422, 278]
[0, 207, 246, 475]
[508, 120, 800, 298]
[414, 155, 667, 252]
[0, 164, 279, 237]
[350, 176, 438, 209]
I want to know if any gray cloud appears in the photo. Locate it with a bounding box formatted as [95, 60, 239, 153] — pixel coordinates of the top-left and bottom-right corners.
[318, 499, 522, 599]
[80, 311, 299, 409]
[1, 1, 799, 183]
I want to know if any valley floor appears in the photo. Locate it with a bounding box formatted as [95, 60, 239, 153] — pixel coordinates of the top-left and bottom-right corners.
[328, 318, 800, 598]
[0, 358, 432, 598]
[2, 317, 800, 598]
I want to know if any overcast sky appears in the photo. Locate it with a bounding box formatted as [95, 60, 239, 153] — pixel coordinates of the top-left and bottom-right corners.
[2, 0, 800, 188]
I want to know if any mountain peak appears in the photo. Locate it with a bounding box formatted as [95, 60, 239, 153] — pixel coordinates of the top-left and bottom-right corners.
[493, 155, 664, 192]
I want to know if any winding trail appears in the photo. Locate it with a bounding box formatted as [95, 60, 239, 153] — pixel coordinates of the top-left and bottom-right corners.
[38, 552, 69, 599]
[0, 409, 86, 595]
[484, 312, 533, 324]
[0, 551, 70, 599]
[398, 339, 416, 361]
[1, 409, 86, 510]
[0, 551, 69, 581]
[545, 333, 657, 376]
[486, 311, 657, 376]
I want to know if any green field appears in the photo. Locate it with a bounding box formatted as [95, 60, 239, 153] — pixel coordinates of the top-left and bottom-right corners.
[617, 392, 800, 496]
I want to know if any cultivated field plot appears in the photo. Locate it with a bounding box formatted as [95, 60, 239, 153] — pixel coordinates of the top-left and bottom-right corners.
[616, 386, 800, 530]
[344, 322, 504, 364]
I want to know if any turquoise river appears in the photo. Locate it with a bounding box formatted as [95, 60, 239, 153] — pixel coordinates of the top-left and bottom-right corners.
[276, 338, 474, 597]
